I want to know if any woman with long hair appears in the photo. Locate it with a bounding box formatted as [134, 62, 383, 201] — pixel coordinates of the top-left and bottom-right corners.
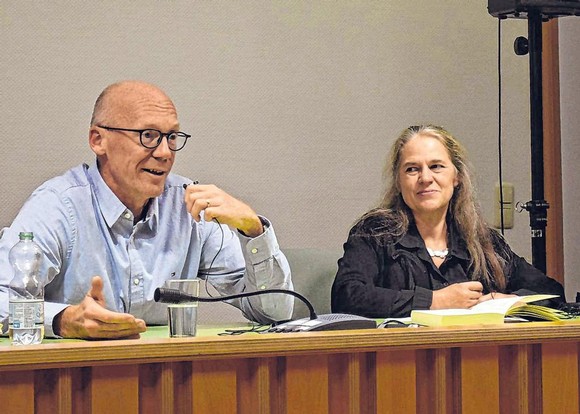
[331, 125, 564, 317]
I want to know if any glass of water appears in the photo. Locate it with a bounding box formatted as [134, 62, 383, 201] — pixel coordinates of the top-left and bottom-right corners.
[165, 279, 200, 337]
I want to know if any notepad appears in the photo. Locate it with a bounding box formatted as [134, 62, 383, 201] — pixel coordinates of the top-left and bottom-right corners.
[410, 294, 571, 327]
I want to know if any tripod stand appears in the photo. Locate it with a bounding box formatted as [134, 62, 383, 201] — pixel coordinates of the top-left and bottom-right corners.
[488, 1, 580, 273]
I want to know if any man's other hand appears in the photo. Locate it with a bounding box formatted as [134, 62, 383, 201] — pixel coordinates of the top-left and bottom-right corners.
[54, 276, 146, 339]
[184, 184, 263, 237]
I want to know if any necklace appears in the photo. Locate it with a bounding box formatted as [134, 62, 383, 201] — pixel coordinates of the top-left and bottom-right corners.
[426, 247, 448, 259]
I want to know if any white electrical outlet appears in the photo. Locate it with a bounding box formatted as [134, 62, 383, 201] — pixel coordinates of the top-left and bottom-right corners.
[493, 182, 514, 229]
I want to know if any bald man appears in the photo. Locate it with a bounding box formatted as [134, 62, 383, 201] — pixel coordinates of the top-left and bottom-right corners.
[0, 81, 293, 339]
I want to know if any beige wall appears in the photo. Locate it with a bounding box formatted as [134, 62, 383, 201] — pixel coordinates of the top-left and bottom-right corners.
[1, 2, 543, 272]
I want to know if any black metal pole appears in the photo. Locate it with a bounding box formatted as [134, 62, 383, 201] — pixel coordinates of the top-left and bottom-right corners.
[526, 9, 548, 273]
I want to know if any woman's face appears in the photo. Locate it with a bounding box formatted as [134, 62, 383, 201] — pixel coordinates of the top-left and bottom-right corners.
[397, 134, 459, 220]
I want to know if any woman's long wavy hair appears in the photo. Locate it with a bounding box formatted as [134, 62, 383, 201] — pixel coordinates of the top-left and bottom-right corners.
[359, 125, 506, 290]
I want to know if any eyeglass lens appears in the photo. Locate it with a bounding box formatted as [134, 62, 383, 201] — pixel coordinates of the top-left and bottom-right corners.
[141, 130, 188, 151]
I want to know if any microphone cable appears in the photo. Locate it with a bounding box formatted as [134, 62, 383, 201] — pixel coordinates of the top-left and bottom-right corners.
[183, 181, 226, 295]
[197, 217, 225, 297]
[497, 18, 506, 236]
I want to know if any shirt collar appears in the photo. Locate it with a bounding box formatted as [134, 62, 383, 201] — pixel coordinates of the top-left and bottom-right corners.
[447, 223, 470, 260]
[87, 162, 159, 230]
[397, 223, 424, 250]
[396, 220, 470, 261]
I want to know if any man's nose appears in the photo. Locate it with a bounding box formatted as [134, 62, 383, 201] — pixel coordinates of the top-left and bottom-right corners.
[152, 136, 173, 159]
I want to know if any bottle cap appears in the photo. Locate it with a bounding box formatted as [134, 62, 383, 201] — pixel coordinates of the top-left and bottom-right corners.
[18, 232, 34, 240]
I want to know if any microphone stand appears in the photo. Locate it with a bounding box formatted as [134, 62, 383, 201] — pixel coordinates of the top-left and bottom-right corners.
[488, 2, 580, 272]
[155, 287, 318, 320]
[522, 9, 549, 274]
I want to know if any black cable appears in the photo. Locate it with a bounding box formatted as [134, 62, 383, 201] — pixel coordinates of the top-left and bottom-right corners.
[498, 18, 506, 235]
[183, 182, 226, 293]
[198, 218, 225, 297]
[182, 181, 275, 322]
[218, 324, 273, 336]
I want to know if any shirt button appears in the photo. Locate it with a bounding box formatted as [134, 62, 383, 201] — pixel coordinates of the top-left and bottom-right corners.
[124, 212, 132, 220]
[133, 278, 140, 285]
[259, 285, 266, 290]
[251, 248, 258, 254]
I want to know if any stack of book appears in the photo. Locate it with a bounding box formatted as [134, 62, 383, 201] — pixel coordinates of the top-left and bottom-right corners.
[410, 294, 576, 327]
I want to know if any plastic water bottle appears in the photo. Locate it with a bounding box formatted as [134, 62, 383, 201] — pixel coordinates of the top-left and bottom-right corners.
[8, 232, 45, 345]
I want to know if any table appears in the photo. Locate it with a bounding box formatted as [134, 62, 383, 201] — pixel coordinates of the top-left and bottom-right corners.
[1, 322, 579, 413]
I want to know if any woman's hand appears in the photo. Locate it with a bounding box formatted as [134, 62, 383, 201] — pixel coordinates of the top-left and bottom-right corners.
[477, 292, 517, 303]
[431, 281, 484, 310]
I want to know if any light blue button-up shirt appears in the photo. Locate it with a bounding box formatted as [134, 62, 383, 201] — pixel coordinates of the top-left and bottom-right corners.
[0, 163, 293, 336]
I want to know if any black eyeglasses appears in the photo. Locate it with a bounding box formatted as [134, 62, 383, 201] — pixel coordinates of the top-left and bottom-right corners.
[97, 125, 191, 151]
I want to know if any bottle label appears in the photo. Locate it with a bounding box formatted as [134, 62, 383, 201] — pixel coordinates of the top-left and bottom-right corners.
[9, 299, 44, 329]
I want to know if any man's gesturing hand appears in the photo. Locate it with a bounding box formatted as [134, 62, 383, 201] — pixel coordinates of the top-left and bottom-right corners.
[54, 276, 146, 339]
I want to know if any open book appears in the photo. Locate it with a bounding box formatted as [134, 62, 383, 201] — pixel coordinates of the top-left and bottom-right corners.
[410, 294, 573, 327]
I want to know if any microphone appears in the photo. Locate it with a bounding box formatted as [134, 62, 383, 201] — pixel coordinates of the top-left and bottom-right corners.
[154, 287, 376, 332]
[155, 287, 317, 320]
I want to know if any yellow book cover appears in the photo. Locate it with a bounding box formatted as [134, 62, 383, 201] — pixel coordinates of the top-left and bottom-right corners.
[410, 294, 567, 327]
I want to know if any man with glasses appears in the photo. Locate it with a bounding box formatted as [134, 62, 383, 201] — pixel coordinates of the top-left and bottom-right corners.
[0, 80, 293, 339]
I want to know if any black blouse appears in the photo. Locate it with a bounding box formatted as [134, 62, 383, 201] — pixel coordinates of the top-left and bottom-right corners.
[331, 217, 565, 318]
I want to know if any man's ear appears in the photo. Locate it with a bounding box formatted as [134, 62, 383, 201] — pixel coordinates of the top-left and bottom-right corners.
[89, 126, 106, 156]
